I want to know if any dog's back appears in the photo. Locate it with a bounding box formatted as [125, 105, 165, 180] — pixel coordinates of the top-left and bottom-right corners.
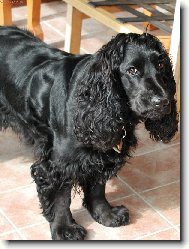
[0, 26, 91, 158]
[0, 26, 87, 130]
[0, 27, 62, 106]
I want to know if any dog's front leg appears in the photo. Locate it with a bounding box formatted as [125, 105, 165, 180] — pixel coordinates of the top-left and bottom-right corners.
[82, 181, 129, 227]
[31, 160, 86, 240]
[50, 186, 87, 240]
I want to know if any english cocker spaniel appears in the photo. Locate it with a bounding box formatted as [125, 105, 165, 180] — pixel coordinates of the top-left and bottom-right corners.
[0, 26, 178, 240]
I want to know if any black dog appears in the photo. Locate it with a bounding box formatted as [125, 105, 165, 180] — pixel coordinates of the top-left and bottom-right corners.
[0, 26, 178, 240]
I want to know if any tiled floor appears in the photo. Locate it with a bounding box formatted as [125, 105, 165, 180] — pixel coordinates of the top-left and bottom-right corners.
[0, 1, 180, 240]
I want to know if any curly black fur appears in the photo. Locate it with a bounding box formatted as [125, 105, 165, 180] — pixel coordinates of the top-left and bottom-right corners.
[73, 34, 129, 150]
[0, 26, 178, 240]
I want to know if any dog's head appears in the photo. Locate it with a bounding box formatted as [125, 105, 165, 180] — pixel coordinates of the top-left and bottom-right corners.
[118, 33, 175, 121]
[74, 33, 178, 150]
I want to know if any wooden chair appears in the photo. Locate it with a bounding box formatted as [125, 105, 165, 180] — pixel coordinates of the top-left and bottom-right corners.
[63, 0, 176, 54]
[0, 0, 43, 39]
[63, 0, 179, 112]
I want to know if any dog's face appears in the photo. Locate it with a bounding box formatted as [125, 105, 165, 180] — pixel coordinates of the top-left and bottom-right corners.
[119, 43, 173, 120]
[75, 33, 178, 149]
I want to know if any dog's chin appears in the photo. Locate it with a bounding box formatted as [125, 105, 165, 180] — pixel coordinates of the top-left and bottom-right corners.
[137, 105, 171, 121]
[145, 112, 165, 120]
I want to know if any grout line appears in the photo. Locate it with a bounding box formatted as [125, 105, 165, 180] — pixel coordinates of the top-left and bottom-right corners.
[0, 183, 34, 195]
[43, 23, 115, 53]
[80, 47, 89, 54]
[19, 208, 87, 232]
[139, 180, 180, 194]
[19, 209, 87, 232]
[72, 208, 86, 214]
[173, 225, 180, 232]
[109, 193, 135, 203]
[42, 21, 65, 38]
[42, 19, 111, 41]
[0, 209, 26, 240]
[134, 226, 178, 240]
[118, 176, 180, 233]
[72, 194, 136, 215]
[19, 221, 47, 231]
[81, 29, 115, 39]
[73, 194, 136, 214]
[135, 142, 180, 157]
[0, 230, 17, 237]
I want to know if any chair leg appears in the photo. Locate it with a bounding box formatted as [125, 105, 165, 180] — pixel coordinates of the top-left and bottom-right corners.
[64, 4, 83, 54]
[143, 6, 158, 31]
[0, 1, 12, 26]
[27, 0, 43, 40]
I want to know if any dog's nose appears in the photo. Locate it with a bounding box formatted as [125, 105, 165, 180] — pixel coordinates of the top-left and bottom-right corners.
[152, 97, 169, 108]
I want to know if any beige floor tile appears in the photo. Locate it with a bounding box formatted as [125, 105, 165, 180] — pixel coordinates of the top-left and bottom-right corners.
[20, 222, 51, 240]
[106, 177, 134, 201]
[134, 123, 180, 156]
[0, 185, 46, 228]
[41, 22, 64, 45]
[80, 29, 117, 54]
[0, 231, 22, 240]
[141, 228, 180, 240]
[70, 177, 133, 213]
[0, 130, 31, 159]
[0, 213, 14, 235]
[141, 182, 180, 225]
[72, 195, 171, 240]
[0, 156, 33, 193]
[119, 144, 180, 192]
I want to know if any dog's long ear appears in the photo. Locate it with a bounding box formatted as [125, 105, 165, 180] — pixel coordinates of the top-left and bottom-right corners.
[145, 43, 179, 142]
[74, 33, 130, 150]
[145, 99, 178, 142]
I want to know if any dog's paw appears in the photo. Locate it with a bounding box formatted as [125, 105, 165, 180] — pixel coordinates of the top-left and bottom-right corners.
[51, 223, 87, 240]
[92, 205, 129, 227]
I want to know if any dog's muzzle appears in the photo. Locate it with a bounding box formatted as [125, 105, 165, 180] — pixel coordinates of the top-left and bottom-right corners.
[142, 103, 171, 120]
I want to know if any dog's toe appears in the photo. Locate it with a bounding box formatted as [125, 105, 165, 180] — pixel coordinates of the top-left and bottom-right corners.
[109, 205, 130, 226]
[51, 223, 87, 240]
[93, 205, 129, 227]
[63, 224, 87, 240]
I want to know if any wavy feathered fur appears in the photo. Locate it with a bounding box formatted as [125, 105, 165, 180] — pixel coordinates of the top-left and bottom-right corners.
[74, 34, 129, 150]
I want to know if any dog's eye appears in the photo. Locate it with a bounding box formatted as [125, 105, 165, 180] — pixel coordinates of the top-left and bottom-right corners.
[127, 67, 138, 75]
[158, 62, 164, 69]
